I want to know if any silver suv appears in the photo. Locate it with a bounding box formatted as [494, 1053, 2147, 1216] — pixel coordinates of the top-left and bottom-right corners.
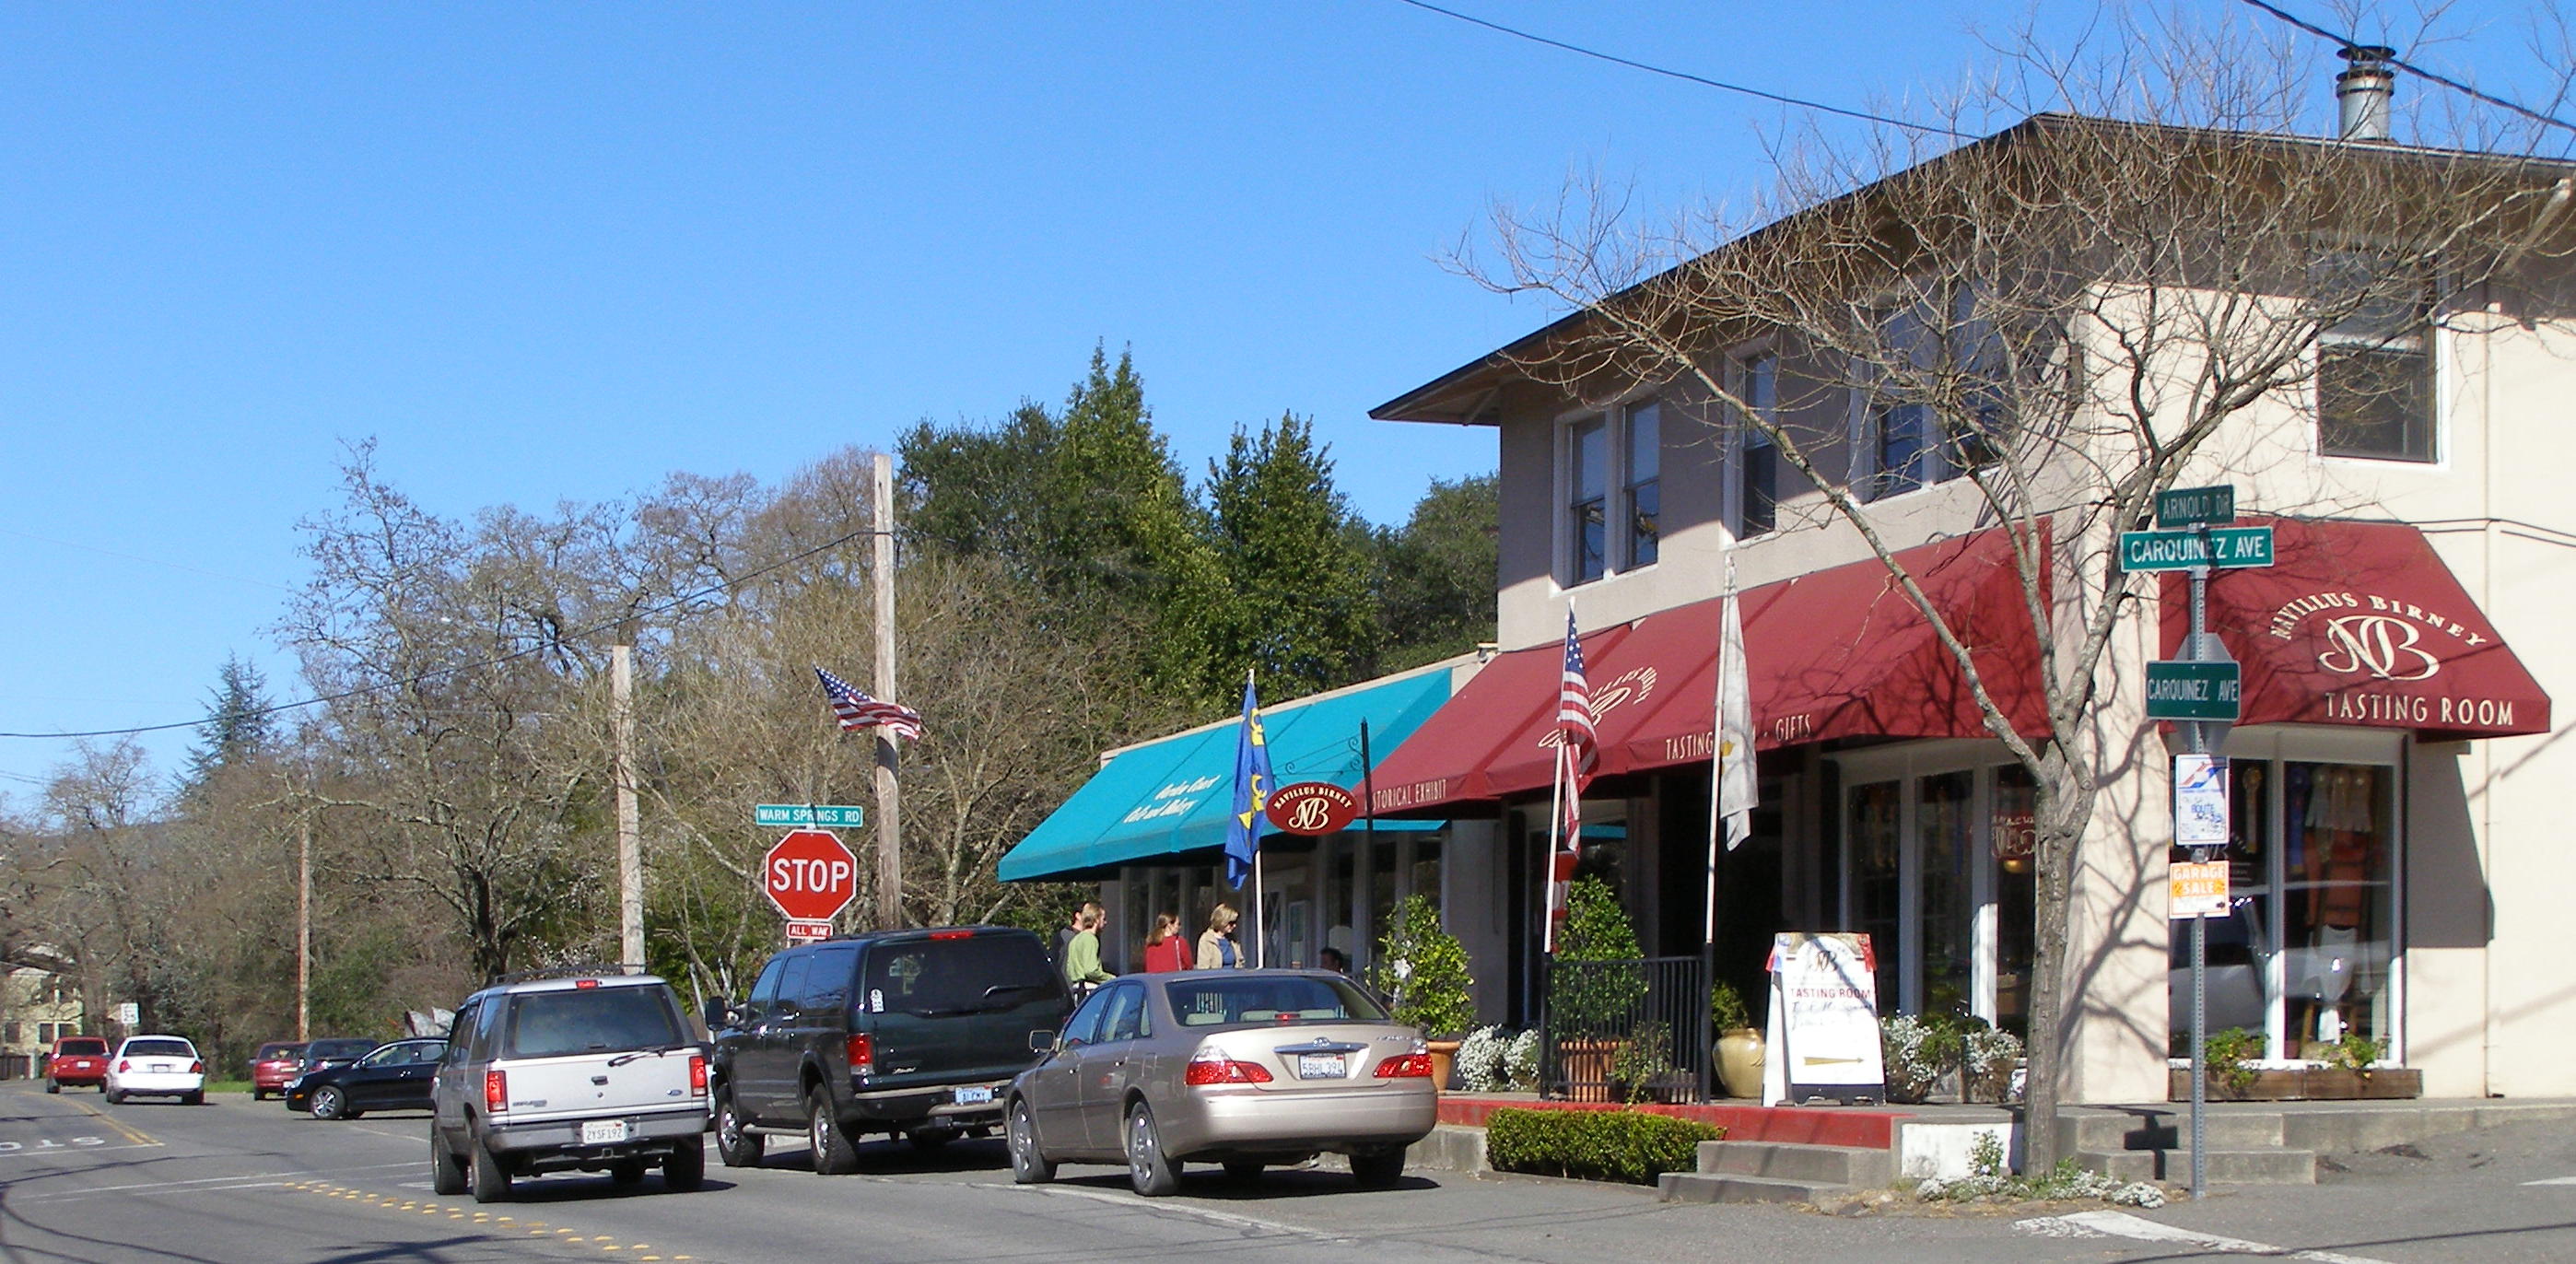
[428, 970, 709, 1202]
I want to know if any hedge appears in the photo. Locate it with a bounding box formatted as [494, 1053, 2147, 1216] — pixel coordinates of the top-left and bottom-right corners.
[1482, 1107, 1724, 1185]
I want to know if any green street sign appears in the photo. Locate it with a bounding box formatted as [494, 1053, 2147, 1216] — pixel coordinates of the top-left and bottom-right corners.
[2145, 660, 2242, 721]
[2156, 486, 2236, 529]
[755, 803, 867, 828]
[2118, 526, 2274, 571]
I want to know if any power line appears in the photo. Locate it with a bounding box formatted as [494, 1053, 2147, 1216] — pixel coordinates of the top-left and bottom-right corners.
[0, 524, 884, 742]
[1387, 0, 1973, 140]
[2233, 0, 2576, 136]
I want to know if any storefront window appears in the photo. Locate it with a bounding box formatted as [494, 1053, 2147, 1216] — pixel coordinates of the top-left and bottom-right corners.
[1850, 780, 1902, 1007]
[1992, 766, 2036, 1039]
[2284, 762, 2395, 1054]
[2170, 759, 2274, 1055]
[1918, 771, 1974, 1017]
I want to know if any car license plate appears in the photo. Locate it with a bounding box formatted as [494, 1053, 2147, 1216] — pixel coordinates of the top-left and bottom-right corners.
[952, 1086, 992, 1106]
[581, 1119, 629, 1145]
[1297, 1053, 1347, 1079]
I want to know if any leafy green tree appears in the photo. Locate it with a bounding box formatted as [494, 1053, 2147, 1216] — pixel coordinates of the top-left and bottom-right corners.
[1200, 413, 1376, 705]
[1373, 894, 1476, 1037]
[1373, 474, 1497, 672]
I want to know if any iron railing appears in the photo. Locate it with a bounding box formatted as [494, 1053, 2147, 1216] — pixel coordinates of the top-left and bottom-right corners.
[1538, 954, 1712, 1104]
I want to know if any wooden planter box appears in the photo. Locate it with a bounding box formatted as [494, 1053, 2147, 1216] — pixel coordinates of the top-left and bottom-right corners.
[2169, 1066, 2422, 1102]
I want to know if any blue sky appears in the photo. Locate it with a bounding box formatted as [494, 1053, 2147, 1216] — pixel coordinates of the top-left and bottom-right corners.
[1, 2, 2559, 799]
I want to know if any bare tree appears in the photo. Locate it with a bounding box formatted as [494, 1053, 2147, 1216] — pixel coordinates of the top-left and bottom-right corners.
[1457, 7, 2571, 1165]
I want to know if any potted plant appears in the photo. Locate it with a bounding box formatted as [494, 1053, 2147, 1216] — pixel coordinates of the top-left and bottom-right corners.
[1546, 877, 1645, 1102]
[1710, 977, 1765, 1098]
[1373, 894, 1476, 1089]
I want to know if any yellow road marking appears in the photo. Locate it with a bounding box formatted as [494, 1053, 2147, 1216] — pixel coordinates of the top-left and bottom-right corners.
[66, 1097, 157, 1147]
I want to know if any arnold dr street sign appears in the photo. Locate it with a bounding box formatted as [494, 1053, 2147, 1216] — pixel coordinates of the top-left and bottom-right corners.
[754, 803, 865, 828]
[2145, 660, 2242, 721]
[2118, 526, 2275, 571]
[2155, 485, 2236, 528]
[763, 829, 858, 925]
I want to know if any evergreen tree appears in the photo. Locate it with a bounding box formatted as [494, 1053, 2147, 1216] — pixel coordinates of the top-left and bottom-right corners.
[182, 654, 274, 790]
[1201, 413, 1376, 704]
[1374, 474, 1498, 671]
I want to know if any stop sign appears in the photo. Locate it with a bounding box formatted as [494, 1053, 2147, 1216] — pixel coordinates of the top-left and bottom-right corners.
[763, 829, 858, 923]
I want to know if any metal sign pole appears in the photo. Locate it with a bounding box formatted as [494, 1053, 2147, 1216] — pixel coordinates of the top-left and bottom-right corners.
[2187, 533, 2210, 1204]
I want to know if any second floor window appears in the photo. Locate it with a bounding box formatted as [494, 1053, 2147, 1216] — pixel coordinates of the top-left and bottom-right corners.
[1736, 352, 1779, 537]
[1858, 285, 2007, 501]
[1563, 399, 1663, 585]
[2316, 254, 2434, 462]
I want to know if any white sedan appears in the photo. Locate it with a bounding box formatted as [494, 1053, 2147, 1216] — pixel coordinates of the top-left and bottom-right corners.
[104, 1036, 205, 1106]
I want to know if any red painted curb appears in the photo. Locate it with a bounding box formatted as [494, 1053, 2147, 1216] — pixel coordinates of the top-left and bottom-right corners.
[1436, 1095, 1912, 1150]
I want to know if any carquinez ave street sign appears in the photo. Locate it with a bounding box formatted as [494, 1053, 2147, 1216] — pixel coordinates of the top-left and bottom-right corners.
[2118, 525, 2275, 571]
[2144, 660, 2242, 721]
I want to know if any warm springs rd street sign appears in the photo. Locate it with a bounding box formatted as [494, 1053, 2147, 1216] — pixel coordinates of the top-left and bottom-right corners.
[2118, 526, 2275, 572]
[753, 803, 865, 828]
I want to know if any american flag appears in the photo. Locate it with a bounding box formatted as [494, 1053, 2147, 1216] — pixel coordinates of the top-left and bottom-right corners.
[1548, 610, 1595, 951]
[814, 666, 923, 742]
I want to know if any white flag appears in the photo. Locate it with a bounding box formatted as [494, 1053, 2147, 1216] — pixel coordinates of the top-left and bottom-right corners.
[1715, 575, 1755, 849]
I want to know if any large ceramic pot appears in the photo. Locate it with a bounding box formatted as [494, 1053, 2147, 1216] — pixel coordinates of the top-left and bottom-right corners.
[1557, 1039, 1620, 1104]
[1715, 1027, 1766, 1099]
[1424, 1038, 1462, 1093]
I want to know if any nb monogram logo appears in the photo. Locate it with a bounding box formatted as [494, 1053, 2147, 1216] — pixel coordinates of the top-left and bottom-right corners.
[2318, 614, 2441, 681]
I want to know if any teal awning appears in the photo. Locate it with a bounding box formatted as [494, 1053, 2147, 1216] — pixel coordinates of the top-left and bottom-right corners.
[998, 666, 1456, 883]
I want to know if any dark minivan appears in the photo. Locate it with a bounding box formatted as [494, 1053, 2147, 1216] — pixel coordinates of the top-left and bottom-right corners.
[705, 926, 1071, 1174]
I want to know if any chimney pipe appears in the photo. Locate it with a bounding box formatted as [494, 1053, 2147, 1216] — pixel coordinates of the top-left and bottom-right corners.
[2336, 44, 2396, 143]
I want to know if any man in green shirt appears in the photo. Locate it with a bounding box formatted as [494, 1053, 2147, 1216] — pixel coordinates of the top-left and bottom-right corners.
[1063, 908, 1115, 992]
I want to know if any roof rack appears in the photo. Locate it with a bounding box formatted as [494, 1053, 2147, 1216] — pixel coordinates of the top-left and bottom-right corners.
[488, 962, 643, 987]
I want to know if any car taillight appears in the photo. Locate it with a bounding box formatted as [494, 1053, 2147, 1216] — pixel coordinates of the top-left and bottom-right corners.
[115, 1059, 130, 1073]
[1375, 1053, 1434, 1079]
[1183, 1047, 1272, 1085]
[485, 1070, 509, 1113]
[846, 1034, 872, 1075]
[927, 929, 974, 940]
[188, 1060, 204, 1075]
[688, 1055, 708, 1097]
[576, 979, 600, 989]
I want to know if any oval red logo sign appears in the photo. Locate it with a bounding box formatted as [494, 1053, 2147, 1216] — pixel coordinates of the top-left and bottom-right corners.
[1265, 782, 1361, 836]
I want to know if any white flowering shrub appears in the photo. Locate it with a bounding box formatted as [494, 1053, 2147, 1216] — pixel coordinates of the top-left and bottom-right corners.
[1880, 1015, 1947, 1103]
[1915, 1134, 2163, 1207]
[1455, 1025, 1512, 1093]
[1504, 1028, 1541, 1092]
[1963, 1025, 2024, 1102]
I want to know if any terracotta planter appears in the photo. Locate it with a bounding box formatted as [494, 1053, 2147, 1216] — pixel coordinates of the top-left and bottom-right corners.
[1424, 1038, 1462, 1094]
[1557, 1038, 1620, 1104]
[2168, 1066, 2422, 1102]
[1715, 1027, 1765, 1099]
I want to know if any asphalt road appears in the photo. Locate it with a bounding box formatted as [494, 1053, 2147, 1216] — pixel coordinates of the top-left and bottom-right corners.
[2, 1083, 2570, 1264]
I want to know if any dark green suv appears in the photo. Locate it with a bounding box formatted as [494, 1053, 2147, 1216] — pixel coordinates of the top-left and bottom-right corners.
[704, 926, 1071, 1174]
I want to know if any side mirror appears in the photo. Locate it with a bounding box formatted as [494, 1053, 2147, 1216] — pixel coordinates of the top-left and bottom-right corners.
[1028, 1030, 1059, 1056]
[701, 998, 731, 1031]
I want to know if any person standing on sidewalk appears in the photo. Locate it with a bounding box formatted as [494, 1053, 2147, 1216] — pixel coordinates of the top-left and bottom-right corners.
[1195, 904, 1246, 969]
[1063, 907, 1115, 995]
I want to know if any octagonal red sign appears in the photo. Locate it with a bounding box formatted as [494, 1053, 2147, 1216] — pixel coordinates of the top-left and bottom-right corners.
[763, 828, 858, 923]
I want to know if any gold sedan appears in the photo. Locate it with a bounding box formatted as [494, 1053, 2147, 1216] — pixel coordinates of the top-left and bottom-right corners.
[1004, 969, 1437, 1196]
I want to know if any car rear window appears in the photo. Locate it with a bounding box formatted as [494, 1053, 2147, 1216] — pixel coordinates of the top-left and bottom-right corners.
[861, 933, 1058, 1016]
[124, 1038, 194, 1058]
[257, 1043, 304, 1059]
[1163, 977, 1389, 1027]
[504, 986, 684, 1058]
[57, 1038, 107, 1056]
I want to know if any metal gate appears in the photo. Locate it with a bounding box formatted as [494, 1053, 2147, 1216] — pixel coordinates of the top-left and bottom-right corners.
[1538, 954, 1712, 1104]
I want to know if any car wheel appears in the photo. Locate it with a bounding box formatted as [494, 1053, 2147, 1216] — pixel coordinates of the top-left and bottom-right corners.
[184, 1092, 205, 1107]
[1006, 1098, 1055, 1185]
[1123, 1102, 1180, 1198]
[310, 1086, 347, 1120]
[251, 1088, 266, 1102]
[430, 1127, 469, 1196]
[712, 1090, 763, 1168]
[103, 1090, 123, 1106]
[1351, 1147, 1405, 1189]
[609, 1159, 647, 1187]
[806, 1089, 859, 1176]
[44, 1080, 57, 1094]
[1223, 1160, 1265, 1181]
[662, 1141, 706, 1192]
[468, 1134, 511, 1203]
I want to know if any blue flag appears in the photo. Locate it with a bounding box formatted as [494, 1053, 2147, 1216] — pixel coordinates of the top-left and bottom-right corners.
[1225, 673, 1273, 887]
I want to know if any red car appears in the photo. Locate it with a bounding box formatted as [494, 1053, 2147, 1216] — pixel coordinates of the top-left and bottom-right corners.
[46, 1036, 110, 1093]
[250, 1041, 309, 1101]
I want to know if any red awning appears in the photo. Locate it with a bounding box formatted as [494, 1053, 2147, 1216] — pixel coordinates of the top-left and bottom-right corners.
[1364, 527, 2051, 816]
[2160, 517, 2549, 740]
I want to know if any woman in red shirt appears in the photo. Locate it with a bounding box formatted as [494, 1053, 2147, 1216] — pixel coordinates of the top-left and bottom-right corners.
[1141, 913, 1192, 972]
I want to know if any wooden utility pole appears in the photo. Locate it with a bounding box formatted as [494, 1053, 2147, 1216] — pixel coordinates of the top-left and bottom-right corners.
[296, 802, 311, 1041]
[614, 643, 643, 969]
[871, 452, 903, 930]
